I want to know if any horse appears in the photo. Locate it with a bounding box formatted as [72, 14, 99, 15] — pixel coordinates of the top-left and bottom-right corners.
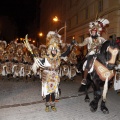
[79, 38, 119, 114]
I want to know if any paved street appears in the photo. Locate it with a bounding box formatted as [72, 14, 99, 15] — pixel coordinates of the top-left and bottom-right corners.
[0, 75, 120, 120]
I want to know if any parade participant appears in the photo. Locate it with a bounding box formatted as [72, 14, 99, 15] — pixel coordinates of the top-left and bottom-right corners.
[39, 45, 47, 59]
[77, 18, 109, 85]
[3, 41, 16, 79]
[0, 40, 7, 77]
[24, 31, 75, 112]
[0, 40, 7, 62]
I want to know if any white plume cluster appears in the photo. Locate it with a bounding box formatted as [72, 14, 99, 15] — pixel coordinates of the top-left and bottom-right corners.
[97, 18, 109, 27]
[89, 18, 109, 36]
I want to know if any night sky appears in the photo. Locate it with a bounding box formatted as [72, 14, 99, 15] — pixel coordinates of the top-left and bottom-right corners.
[0, 0, 37, 38]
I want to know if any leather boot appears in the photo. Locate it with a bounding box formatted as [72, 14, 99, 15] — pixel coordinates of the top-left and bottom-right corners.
[45, 102, 51, 112]
[81, 69, 88, 85]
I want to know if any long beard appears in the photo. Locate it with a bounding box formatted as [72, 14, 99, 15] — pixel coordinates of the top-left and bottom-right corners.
[91, 34, 98, 39]
[51, 53, 56, 57]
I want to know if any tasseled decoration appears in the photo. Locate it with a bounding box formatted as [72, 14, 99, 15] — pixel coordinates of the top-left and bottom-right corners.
[12, 65, 17, 73]
[32, 58, 45, 74]
[19, 67, 24, 77]
[2, 66, 7, 76]
[68, 65, 71, 79]
[32, 57, 52, 74]
[102, 75, 109, 101]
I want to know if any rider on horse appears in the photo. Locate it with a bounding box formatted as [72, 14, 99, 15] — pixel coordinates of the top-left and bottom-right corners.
[77, 18, 110, 85]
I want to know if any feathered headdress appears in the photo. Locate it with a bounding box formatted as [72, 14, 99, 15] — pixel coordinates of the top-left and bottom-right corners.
[89, 18, 109, 36]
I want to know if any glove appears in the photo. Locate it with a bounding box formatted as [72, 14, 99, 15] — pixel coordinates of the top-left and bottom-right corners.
[71, 39, 76, 45]
[31, 54, 36, 58]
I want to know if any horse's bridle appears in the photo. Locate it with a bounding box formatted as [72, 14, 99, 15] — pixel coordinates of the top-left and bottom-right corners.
[106, 46, 119, 69]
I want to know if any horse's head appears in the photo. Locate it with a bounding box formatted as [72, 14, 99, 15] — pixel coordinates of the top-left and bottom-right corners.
[100, 38, 119, 70]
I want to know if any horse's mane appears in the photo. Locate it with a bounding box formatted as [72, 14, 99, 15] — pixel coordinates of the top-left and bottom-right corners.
[100, 39, 119, 54]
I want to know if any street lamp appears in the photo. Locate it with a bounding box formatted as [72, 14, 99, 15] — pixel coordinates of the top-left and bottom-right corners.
[53, 16, 66, 43]
[53, 16, 59, 22]
[39, 32, 43, 37]
[38, 32, 44, 45]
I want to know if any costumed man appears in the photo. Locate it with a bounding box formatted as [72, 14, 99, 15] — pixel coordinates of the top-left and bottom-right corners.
[0, 40, 7, 62]
[0, 40, 7, 77]
[24, 31, 75, 112]
[77, 18, 109, 85]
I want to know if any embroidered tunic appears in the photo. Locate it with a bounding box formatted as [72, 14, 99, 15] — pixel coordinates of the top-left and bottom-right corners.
[79, 37, 106, 56]
[40, 46, 72, 97]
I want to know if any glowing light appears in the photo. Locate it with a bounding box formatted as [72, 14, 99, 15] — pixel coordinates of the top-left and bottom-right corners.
[39, 32, 43, 37]
[53, 16, 59, 22]
[33, 40, 35, 43]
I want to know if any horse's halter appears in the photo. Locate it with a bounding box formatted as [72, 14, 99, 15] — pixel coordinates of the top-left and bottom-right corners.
[106, 46, 119, 69]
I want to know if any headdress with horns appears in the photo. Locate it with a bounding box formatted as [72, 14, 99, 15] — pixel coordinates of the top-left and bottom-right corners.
[46, 31, 62, 46]
[46, 31, 62, 58]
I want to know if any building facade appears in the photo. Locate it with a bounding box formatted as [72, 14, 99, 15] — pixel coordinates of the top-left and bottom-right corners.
[40, 0, 120, 53]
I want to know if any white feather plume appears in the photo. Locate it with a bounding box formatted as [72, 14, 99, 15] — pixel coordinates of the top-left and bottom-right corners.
[89, 22, 93, 28]
[102, 19, 109, 26]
